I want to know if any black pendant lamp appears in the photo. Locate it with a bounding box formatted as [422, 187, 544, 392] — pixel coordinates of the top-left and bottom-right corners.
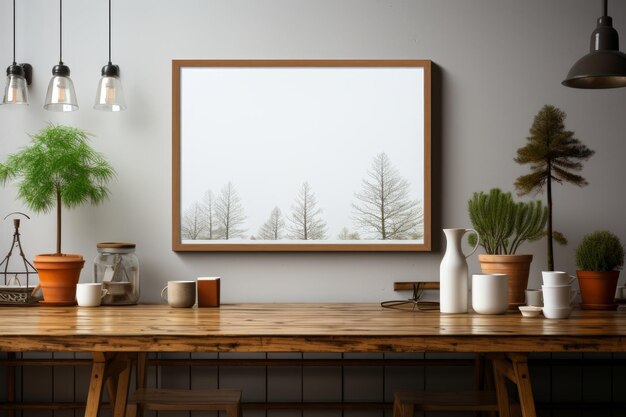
[44, 0, 78, 111]
[3, 0, 32, 105]
[563, 0, 626, 89]
[94, 0, 126, 111]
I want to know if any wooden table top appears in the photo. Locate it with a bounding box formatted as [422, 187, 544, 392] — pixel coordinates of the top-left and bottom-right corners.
[0, 303, 624, 353]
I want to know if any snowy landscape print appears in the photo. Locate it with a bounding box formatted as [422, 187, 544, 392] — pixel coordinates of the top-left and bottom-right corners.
[177, 63, 429, 248]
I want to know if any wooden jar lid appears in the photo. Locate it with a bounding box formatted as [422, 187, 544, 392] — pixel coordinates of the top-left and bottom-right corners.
[96, 242, 136, 249]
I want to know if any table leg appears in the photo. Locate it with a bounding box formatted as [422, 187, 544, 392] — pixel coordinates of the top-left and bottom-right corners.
[510, 354, 537, 417]
[84, 352, 108, 417]
[113, 355, 132, 417]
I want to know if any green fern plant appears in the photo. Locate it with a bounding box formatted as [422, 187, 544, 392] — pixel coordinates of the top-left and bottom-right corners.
[576, 231, 624, 272]
[468, 188, 547, 255]
[0, 124, 115, 255]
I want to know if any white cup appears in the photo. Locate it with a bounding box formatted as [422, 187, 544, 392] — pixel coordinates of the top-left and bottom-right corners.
[76, 283, 108, 307]
[543, 306, 572, 319]
[616, 285, 626, 300]
[542, 271, 575, 286]
[525, 289, 543, 307]
[542, 285, 577, 308]
[472, 273, 509, 314]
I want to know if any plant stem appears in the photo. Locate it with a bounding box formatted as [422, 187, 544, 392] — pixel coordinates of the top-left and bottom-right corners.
[547, 160, 554, 271]
[56, 187, 62, 255]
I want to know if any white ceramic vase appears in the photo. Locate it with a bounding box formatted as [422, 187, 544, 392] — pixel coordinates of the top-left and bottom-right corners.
[440, 228, 479, 313]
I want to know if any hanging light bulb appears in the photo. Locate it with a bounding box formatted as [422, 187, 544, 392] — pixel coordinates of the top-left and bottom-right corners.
[3, 0, 32, 105]
[44, 0, 78, 111]
[94, 0, 126, 111]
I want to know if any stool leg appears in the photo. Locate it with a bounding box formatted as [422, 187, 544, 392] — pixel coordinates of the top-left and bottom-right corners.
[225, 404, 239, 417]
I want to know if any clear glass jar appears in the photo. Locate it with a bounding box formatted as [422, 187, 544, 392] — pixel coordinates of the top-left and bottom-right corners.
[93, 242, 139, 305]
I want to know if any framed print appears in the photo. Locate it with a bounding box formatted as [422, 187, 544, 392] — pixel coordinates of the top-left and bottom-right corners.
[173, 60, 431, 251]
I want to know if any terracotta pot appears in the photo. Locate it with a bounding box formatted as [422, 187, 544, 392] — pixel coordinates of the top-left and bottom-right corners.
[576, 270, 620, 309]
[478, 254, 533, 308]
[34, 254, 85, 304]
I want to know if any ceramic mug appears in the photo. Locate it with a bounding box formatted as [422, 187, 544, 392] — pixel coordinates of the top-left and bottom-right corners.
[542, 271, 575, 286]
[542, 285, 577, 308]
[76, 283, 108, 307]
[161, 281, 196, 308]
[525, 289, 543, 307]
[471, 273, 509, 314]
[197, 277, 220, 307]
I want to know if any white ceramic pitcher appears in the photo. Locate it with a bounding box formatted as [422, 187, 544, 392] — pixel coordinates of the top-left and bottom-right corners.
[440, 228, 480, 313]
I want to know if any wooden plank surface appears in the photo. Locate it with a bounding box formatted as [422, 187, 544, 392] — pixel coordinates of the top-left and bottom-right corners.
[0, 304, 624, 353]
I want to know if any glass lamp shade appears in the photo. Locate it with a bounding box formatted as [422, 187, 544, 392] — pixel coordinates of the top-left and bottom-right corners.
[3, 73, 28, 104]
[44, 74, 79, 112]
[94, 75, 126, 111]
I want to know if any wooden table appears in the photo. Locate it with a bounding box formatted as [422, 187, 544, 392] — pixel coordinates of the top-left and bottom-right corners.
[1, 304, 625, 417]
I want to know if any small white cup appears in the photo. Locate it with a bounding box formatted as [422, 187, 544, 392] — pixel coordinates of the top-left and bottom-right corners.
[76, 283, 108, 307]
[542, 285, 577, 308]
[543, 306, 572, 319]
[616, 285, 626, 300]
[472, 273, 509, 315]
[525, 289, 543, 307]
[542, 271, 575, 286]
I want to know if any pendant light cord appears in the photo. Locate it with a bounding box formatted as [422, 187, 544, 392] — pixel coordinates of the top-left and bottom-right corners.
[603, 0, 608, 17]
[12, 0, 16, 64]
[59, 0, 63, 64]
[108, 0, 112, 64]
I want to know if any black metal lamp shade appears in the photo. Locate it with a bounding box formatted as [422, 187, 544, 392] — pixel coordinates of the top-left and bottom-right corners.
[563, 5, 626, 89]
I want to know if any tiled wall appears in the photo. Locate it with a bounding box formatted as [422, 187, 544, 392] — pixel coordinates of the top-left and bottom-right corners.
[2, 352, 626, 417]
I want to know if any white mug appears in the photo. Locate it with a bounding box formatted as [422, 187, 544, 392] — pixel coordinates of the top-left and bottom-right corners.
[472, 273, 509, 315]
[76, 283, 108, 307]
[542, 271, 575, 287]
[542, 285, 577, 308]
[525, 289, 543, 307]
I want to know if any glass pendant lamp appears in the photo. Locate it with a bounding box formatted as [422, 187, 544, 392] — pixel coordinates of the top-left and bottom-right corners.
[3, 0, 32, 105]
[44, 0, 78, 111]
[94, 0, 126, 111]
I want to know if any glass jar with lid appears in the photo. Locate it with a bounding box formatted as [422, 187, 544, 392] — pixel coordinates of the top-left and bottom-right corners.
[93, 242, 139, 305]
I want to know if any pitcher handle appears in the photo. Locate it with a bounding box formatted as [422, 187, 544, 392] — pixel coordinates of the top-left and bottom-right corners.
[464, 229, 480, 258]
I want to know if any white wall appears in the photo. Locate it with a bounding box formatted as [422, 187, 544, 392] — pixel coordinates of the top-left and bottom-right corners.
[0, 0, 625, 304]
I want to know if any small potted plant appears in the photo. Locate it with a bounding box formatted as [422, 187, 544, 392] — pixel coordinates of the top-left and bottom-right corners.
[0, 124, 115, 305]
[576, 230, 624, 310]
[468, 188, 547, 307]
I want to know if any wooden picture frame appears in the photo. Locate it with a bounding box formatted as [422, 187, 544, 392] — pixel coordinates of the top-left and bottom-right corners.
[173, 60, 431, 252]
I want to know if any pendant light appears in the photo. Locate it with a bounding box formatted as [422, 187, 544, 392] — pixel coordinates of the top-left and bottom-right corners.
[94, 0, 126, 111]
[562, 0, 626, 89]
[3, 0, 32, 105]
[44, 0, 78, 111]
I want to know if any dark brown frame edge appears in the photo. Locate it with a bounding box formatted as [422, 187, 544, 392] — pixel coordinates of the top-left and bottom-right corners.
[172, 59, 432, 252]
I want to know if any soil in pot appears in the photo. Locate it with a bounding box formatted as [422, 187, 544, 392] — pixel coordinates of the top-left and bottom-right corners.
[34, 254, 85, 305]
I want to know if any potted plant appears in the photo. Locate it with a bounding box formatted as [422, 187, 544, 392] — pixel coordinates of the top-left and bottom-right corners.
[468, 188, 547, 307]
[0, 124, 115, 305]
[576, 231, 624, 310]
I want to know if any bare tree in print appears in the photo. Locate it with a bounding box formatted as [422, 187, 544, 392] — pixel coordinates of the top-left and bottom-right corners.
[337, 227, 360, 240]
[214, 182, 247, 239]
[288, 182, 327, 240]
[200, 190, 216, 240]
[181, 201, 206, 240]
[256, 207, 285, 240]
[352, 152, 421, 240]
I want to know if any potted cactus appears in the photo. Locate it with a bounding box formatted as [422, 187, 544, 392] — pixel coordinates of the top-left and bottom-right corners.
[576, 231, 624, 310]
[468, 188, 547, 307]
[0, 125, 115, 305]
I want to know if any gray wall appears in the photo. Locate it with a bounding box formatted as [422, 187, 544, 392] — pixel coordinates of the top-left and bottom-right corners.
[1, 1, 626, 416]
[0, 0, 624, 301]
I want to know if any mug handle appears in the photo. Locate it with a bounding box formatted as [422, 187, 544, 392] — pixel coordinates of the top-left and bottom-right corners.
[569, 289, 578, 305]
[100, 288, 109, 299]
[160, 286, 168, 301]
[464, 229, 480, 259]
[568, 275, 576, 285]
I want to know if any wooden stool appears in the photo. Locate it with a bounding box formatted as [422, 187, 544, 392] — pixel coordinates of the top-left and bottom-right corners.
[125, 388, 242, 417]
[393, 353, 535, 417]
[393, 390, 499, 416]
